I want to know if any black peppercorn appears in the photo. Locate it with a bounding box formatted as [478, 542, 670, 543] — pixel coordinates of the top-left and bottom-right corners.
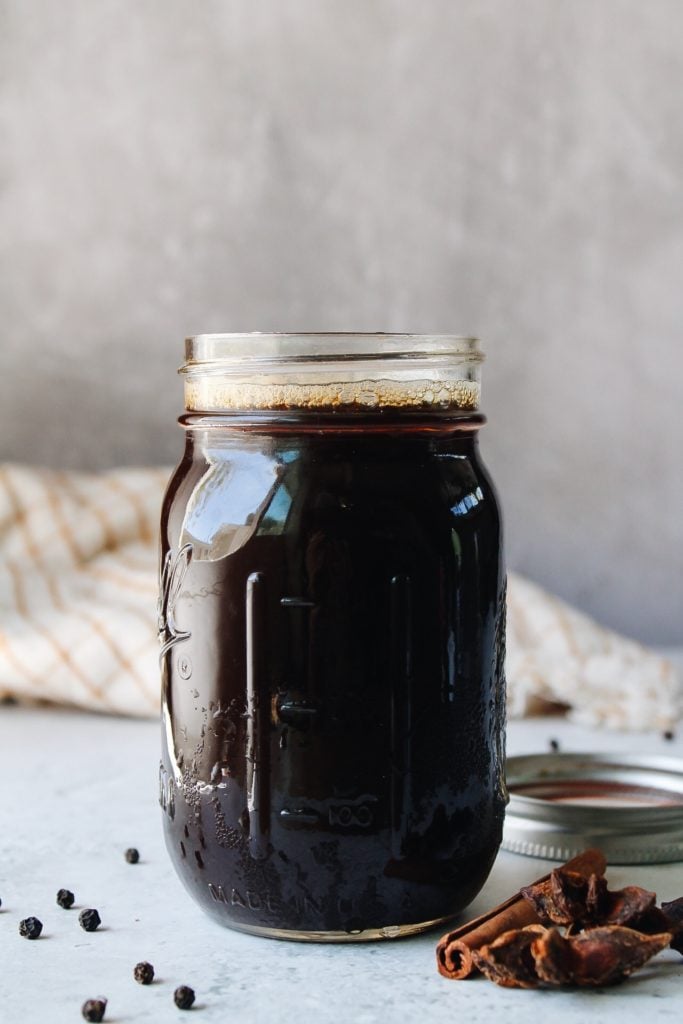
[56, 888, 75, 909]
[134, 961, 155, 985]
[663, 730, 675, 741]
[125, 848, 140, 864]
[81, 997, 107, 1022]
[549, 738, 560, 752]
[79, 908, 101, 932]
[19, 916, 43, 939]
[174, 985, 196, 1010]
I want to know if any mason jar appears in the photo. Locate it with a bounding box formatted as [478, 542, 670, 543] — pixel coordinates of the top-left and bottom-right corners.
[159, 333, 506, 941]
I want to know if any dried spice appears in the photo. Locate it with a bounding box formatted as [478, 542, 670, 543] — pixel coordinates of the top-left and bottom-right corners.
[56, 888, 75, 909]
[438, 851, 683, 990]
[473, 924, 671, 989]
[529, 927, 573, 985]
[521, 868, 592, 926]
[79, 908, 102, 932]
[520, 874, 557, 923]
[532, 926, 671, 987]
[125, 848, 140, 864]
[436, 849, 607, 980]
[174, 985, 196, 1010]
[585, 872, 608, 920]
[551, 869, 595, 924]
[521, 868, 663, 932]
[18, 916, 43, 939]
[603, 885, 657, 927]
[81, 998, 107, 1022]
[134, 961, 155, 985]
[661, 897, 683, 954]
[472, 925, 547, 988]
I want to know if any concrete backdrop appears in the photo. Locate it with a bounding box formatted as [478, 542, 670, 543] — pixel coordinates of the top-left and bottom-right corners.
[1, 0, 682, 644]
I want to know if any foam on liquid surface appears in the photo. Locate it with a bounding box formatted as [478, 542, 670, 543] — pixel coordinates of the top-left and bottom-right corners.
[185, 377, 480, 412]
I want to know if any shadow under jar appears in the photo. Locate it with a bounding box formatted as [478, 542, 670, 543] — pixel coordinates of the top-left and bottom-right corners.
[159, 334, 507, 941]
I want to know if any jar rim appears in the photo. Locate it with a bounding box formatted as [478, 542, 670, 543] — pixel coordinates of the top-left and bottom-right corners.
[183, 333, 483, 370]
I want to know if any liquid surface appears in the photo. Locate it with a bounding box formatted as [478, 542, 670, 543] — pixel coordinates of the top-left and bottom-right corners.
[160, 424, 506, 935]
[184, 376, 480, 412]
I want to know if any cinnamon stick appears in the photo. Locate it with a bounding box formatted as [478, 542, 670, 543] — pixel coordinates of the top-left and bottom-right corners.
[436, 848, 607, 980]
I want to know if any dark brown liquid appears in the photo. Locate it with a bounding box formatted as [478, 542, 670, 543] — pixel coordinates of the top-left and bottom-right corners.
[160, 421, 506, 936]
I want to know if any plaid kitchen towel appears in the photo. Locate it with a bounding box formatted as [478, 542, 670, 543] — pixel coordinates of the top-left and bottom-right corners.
[0, 463, 162, 716]
[0, 463, 679, 728]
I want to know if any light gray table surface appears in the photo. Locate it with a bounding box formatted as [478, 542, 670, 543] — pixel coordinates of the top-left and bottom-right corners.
[1, 703, 682, 1024]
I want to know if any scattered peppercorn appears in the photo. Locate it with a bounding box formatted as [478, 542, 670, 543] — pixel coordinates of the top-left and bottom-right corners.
[549, 738, 560, 752]
[56, 888, 75, 909]
[174, 985, 196, 1010]
[81, 997, 107, 1022]
[134, 961, 155, 985]
[19, 916, 43, 939]
[125, 848, 140, 864]
[663, 730, 675, 741]
[79, 908, 101, 932]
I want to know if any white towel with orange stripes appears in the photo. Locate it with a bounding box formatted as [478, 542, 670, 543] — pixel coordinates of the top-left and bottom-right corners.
[0, 463, 679, 729]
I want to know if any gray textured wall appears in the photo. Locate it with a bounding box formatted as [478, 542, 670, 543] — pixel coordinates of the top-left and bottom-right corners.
[1, 0, 682, 644]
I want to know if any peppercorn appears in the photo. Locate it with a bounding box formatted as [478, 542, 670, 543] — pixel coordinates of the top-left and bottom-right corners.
[174, 985, 196, 1010]
[549, 738, 560, 753]
[125, 848, 140, 864]
[56, 888, 75, 909]
[81, 997, 107, 1022]
[134, 961, 155, 985]
[79, 908, 101, 932]
[663, 730, 675, 741]
[19, 916, 43, 939]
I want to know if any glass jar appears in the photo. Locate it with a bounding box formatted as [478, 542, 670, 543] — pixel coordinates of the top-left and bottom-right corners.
[159, 334, 506, 941]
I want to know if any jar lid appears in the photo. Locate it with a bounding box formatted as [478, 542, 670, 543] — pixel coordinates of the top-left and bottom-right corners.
[503, 753, 683, 864]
